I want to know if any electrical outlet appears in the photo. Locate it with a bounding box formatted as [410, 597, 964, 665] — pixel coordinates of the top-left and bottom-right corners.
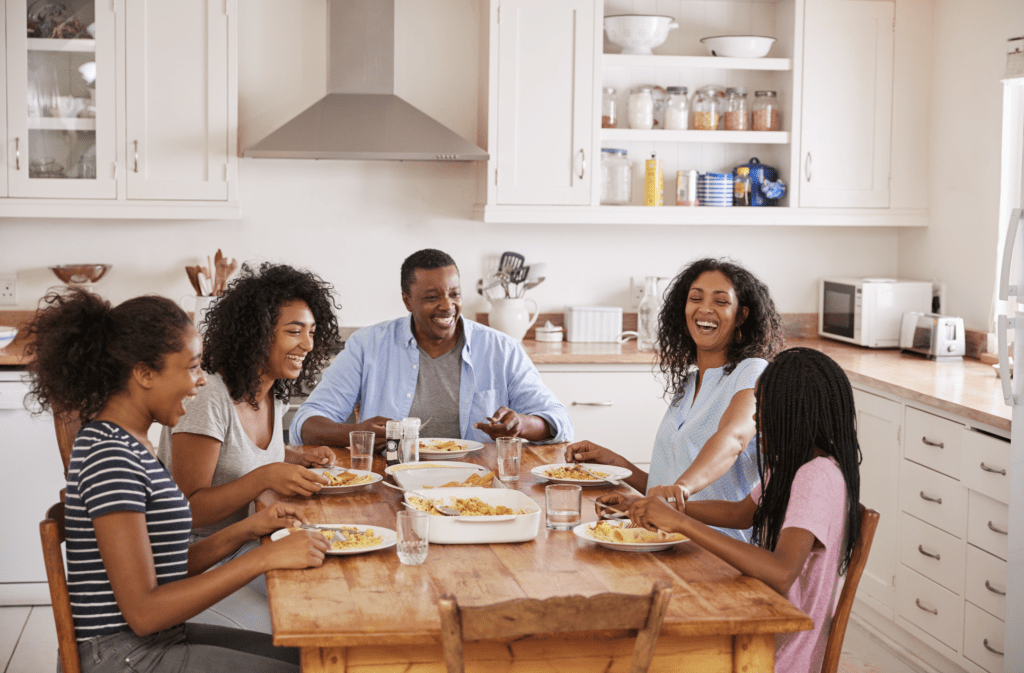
[630, 277, 646, 308]
[0, 273, 16, 306]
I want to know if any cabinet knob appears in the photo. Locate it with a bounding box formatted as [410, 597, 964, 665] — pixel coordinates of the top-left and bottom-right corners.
[983, 639, 1004, 656]
[919, 491, 942, 504]
[985, 579, 1006, 596]
[917, 544, 940, 560]
[14, 137, 19, 171]
[571, 401, 613, 407]
[804, 152, 812, 182]
[914, 598, 938, 615]
[920, 436, 944, 448]
[987, 520, 1008, 535]
[980, 462, 1006, 476]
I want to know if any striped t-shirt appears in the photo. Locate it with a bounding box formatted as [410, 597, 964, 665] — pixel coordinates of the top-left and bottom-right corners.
[65, 421, 192, 642]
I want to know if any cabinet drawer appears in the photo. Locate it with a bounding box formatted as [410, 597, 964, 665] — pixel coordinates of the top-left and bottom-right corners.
[904, 407, 963, 478]
[967, 491, 1009, 560]
[0, 382, 28, 410]
[960, 430, 1010, 505]
[899, 514, 964, 595]
[896, 565, 962, 650]
[899, 459, 966, 538]
[963, 602, 1005, 673]
[965, 545, 1006, 621]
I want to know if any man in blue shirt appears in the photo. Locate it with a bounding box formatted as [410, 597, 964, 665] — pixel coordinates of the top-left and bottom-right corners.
[290, 249, 572, 448]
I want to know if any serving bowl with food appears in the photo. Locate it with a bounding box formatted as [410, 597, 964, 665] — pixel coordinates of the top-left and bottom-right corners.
[389, 462, 499, 491]
[531, 463, 632, 486]
[309, 467, 381, 494]
[417, 438, 485, 460]
[573, 520, 687, 553]
[271, 524, 396, 555]
[404, 487, 541, 543]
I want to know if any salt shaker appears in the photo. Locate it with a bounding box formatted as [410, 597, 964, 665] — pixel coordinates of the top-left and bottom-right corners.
[385, 420, 403, 467]
[401, 417, 421, 463]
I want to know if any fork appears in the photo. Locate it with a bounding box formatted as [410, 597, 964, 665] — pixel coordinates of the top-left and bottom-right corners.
[575, 463, 621, 486]
[300, 524, 349, 538]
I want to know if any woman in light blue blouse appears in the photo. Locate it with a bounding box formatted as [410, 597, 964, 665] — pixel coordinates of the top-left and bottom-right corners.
[568, 258, 783, 541]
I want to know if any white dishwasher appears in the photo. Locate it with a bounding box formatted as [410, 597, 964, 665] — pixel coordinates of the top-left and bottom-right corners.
[0, 368, 66, 605]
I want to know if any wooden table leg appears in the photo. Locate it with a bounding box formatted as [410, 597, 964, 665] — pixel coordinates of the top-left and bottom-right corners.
[733, 633, 776, 673]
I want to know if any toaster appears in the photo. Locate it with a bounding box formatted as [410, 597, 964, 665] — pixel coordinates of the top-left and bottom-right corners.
[899, 312, 965, 362]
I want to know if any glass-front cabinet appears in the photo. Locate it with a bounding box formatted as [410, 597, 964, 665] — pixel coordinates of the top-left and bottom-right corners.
[6, 0, 116, 198]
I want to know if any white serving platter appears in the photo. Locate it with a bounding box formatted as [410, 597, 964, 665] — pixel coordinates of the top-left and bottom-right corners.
[309, 467, 382, 495]
[390, 464, 498, 491]
[403, 487, 541, 544]
[416, 438, 485, 460]
[531, 463, 632, 486]
[270, 524, 397, 555]
[572, 521, 687, 553]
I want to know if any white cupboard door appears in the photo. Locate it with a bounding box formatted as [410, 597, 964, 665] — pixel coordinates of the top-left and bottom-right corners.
[6, 0, 117, 199]
[800, 0, 894, 208]
[852, 387, 900, 614]
[125, 0, 228, 200]
[0, 3, 7, 197]
[495, 0, 594, 205]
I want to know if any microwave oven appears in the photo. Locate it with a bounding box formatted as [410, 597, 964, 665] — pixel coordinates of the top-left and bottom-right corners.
[819, 278, 933, 348]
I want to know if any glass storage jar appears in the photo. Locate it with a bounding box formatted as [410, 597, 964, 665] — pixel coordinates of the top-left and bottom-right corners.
[692, 88, 721, 130]
[628, 85, 657, 130]
[723, 87, 749, 130]
[752, 90, 780, 131]
[600, 148, 631, 205]
[664, 86, 689, 130]
[602, 87, 618, 129]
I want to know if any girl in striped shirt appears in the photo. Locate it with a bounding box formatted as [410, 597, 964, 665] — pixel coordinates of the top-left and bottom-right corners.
[27, 289, 329, 673]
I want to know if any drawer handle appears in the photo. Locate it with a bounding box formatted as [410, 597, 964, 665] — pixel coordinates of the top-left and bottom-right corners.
[919, 491, 942, 504]
[987, 521, 1008, 535]
[917, 545, 940, 560]
[983, 639, 1004, 656]
[921, 436, 944, 448]
[571, 401, 614, 407]
[915, 599, 938, 615]
[980, 462, 1007, 475]
[985, 580, 1006, 596]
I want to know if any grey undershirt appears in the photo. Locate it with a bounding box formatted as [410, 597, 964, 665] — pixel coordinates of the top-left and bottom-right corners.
[407, 332, 465, 439]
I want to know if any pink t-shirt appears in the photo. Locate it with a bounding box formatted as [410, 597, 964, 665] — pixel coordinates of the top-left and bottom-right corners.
[750, 457, 848, 673]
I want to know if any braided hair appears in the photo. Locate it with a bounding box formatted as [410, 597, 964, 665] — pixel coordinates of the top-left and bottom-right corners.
[751, 347, 862, 575]
[201, 262, 341, 408]
[657, 257, 783, 403]
[26, 288, 193, 424]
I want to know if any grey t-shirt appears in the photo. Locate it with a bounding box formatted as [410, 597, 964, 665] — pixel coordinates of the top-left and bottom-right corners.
[157, 372, 286, 539]
[407, 333, 464, 439]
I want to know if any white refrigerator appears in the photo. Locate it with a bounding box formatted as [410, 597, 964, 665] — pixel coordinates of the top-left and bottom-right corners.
[995, 39, 1024, 670]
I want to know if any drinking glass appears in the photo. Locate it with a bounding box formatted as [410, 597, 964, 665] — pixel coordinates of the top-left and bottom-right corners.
[545, 484, 582, 530]
[349, 431, 374, 471]
[396, 510, 429, 565]
[496, 437, 522, 482]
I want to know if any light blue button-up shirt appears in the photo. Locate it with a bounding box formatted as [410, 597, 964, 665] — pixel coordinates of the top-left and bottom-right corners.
[290, 316, 573, 445]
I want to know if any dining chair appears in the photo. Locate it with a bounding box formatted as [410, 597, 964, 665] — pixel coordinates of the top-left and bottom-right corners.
[438, 580, 672, 673]
[40, 501, 82, 673]
[53, 408, 80, 479]
[821, 504, 880, 673]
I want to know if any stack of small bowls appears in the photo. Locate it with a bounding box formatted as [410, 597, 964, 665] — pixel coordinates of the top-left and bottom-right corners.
[697, 173, 734, 207]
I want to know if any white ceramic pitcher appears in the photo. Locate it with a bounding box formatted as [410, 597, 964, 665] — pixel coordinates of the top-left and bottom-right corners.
[488, 297, 539, 341]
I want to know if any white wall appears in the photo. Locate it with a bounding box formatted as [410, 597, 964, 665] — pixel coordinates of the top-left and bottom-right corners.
[0, 0, 908, 328]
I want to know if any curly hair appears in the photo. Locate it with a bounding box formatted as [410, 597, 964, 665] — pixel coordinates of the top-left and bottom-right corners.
[200, 262, 341, 408]
[751, 347, 862, 575]
[657, 257, 783, 403]
[400, 248, 458, 295]
[25, 289, 193, 424]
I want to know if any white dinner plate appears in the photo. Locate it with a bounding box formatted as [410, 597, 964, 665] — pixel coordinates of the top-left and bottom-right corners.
[416, 438, 485, 460]
[270, 524, 397, 555]
[309, 467, 382, 495]
[385, 460, 485, 475]
[572, 521, 687, 553]
[392, 464, 497, 491]
[531, 463, 632, 486]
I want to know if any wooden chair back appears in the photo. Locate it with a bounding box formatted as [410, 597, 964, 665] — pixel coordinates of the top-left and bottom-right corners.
[53, 409, 81, 479]
[40, 501, 81, 673]
[438, 580, 672, 673]
[821, 504, 880, 673]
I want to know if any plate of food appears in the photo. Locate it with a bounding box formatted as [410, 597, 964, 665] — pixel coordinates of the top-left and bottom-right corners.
[271, 524, 397, 555]
[531, 463, 632, 486]
[402, 487, 541, 543]
[416, 438, 485, 460]
[572, 520, 687, 553]
[385, 460, 484, 475]
[309, 467, 381, 494]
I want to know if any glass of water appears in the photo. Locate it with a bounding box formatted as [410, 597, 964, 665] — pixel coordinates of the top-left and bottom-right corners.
[349, 431, 374, 472]
[545, 484, 582, 530]
[396, 510, 429, 565]
[496, 437, 522, 482]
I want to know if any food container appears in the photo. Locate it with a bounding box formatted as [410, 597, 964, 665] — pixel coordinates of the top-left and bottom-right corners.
[664, 86, 689, 130]
[628, 85, 655, 129]
[692, 88, 722, 130]
[602, 87, 618, 128]
[563, 306, 623, 343]
[535, 321, 564, 342]
[752, 91, 780, 131]
[404, 487, 541, 544]
[600, 148, 631, 205]
[723, 87, 749, 130]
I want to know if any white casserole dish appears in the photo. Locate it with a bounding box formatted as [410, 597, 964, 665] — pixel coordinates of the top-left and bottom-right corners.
[404, 487, 541, 544]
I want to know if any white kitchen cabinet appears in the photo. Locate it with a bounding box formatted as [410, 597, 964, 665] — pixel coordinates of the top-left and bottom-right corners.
[851, 385, 901, 616]
[0, 4, 7, 197]
[536, 364, 668, 469]
[0, 0, 238, 218]
[491, 0, 595, 206]
[799, 0, 894, 208]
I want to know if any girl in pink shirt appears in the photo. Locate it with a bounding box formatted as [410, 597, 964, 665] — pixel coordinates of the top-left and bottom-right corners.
[616, 347, 861, 672]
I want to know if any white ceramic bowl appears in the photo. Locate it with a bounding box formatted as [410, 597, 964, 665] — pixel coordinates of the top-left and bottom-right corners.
[0, 327, 17, 350]
[604, 15, 678, 55]
[700, 35, 776, 58]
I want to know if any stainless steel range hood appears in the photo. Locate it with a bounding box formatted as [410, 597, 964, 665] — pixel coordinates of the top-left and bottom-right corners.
[244, 0, 488, 162]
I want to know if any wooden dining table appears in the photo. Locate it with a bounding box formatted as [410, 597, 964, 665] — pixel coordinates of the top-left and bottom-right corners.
[256, 442, 812, 673]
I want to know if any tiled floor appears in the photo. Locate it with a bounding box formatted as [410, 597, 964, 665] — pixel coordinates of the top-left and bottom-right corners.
[1, 604, 935, 673]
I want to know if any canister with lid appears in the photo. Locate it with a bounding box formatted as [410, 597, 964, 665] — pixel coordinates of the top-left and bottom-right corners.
[602, 87, 618, 129]
[664, 86, 689, 130]
[692, 88, 721, 130]
[723, 87, 749, 130]
[600, 148, 631, 205]
[628, 85, 655, 129]
[752, 91, 780, 131]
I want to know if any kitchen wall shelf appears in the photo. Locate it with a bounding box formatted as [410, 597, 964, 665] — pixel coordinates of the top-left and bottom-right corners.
[601, 129, 789, 144]
[603, 54, 792, 71]
[27, 38, 95, 52]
